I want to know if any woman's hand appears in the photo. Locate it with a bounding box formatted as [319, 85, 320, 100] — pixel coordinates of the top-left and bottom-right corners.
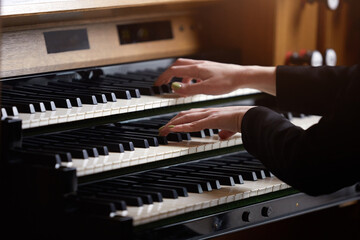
[154, 58, 277, 96]
[158, 106, 255, 139]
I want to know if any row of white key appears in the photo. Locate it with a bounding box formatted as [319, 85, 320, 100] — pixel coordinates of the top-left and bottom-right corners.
[70, 115, 321, 176]
[125, 178, 289, 226]
[12, 88, 259, 129]
[72, 133, 243, 176]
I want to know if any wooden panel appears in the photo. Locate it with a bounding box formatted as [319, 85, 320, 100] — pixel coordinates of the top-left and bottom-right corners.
[1, 0, 216, 17]
[196, 0, 277, 66]
[191, 0, 319, 66]
[0, 14, 201, 78]
[273, 0, 319, 65]
[317, 0, 360, 66]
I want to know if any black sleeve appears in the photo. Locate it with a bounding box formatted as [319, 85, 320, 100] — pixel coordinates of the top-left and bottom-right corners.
[276, 65, 353, 116]
[241, 65, 360, 196]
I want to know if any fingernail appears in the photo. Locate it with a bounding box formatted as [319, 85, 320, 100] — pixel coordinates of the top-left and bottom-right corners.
[158, 126, 165, 131]
[171, 82, 182, 90]
[168, 125, 175, 128]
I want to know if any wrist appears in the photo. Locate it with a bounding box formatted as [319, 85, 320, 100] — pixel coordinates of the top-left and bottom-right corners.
[236, 106, 256, 132]
[236, 65, 276, 96]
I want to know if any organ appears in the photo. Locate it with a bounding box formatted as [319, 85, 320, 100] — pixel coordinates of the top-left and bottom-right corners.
[1, 0, 359, 239]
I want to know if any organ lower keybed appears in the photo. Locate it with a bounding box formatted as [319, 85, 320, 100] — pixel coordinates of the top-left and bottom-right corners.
[1, 1, 360, 239]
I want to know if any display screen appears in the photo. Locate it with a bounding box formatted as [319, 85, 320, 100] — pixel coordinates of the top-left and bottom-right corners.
[44, 28, 90, 54]
[117, 21, 173, 45]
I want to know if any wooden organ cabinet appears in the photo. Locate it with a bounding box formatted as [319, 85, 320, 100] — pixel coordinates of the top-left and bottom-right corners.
[0, 0, 359, 239]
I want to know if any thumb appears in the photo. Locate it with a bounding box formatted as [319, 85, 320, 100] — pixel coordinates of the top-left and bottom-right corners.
[218, 130, 236, 139]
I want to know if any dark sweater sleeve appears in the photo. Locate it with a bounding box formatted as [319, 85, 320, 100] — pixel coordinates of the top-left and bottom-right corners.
[241, 65, 360, 196]
[276, 65, 351, 116]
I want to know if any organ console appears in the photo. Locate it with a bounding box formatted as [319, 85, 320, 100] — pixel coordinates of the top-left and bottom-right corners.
[1, 0, 359, 239]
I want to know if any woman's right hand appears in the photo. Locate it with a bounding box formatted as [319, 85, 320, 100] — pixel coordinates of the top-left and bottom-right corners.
[154, 58, 277, 97]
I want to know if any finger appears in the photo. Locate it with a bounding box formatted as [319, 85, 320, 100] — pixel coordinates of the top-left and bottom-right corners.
[155, 65, 200, 86]
[171, 81, 209, 96]
[167, 111, 210, 126]
[218, 130, 236, 139]
[172, 58, 204, 66]
[167, 109, 205, 122]
[158, 110, 208, 135]
[169, 118, 210, 133]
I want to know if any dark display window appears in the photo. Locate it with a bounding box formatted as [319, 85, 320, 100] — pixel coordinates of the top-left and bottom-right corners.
[44, 28, 90, 54]
[117, 21, 173, 45]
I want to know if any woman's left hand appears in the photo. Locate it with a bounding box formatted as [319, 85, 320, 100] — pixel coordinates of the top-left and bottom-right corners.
[158, 106, 255, 139]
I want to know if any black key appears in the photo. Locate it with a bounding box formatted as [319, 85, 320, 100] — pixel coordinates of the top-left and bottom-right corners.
[166, 132, 183, 142]
[30, 86, 80, 107]
[204, 129, 214, 136]
[171, 174, 221, 190]
[212, 129, 219, 134]
[56, 144, 99, 158]
[80, 140, 125, 153]
[160, 84, 172, 93]
[157, 179, 203, 193]
[20, 146, 73, 163]
[87, 136, 134, 151]
[63, 91, 99, 104]
[190, 130, 206, 138]
[133, 185, 178, 199]
[112, 83, 155, 96]
[13, 85, 55, 94]
[81, 144, 109, 156]
[88, 90, 117, 102]
[212, 171, 244, 184]
[68, 89, 108, 103]
[39, 83, 96, 105]
[96, 192, 143, 207]
[43, 145, 89, 159]
[77, 199, 117, 216]
[111, 132, 158, 147]
[78, 196, 127, 211]
[106, 135, 149, 148]
[179, 132, 191, 140]
[1, 101, 35, 113]
[96, 81, 141, 98]
[109, 190, 153, 204]
[5, 91, 57, 111]
[88, 86, 131, 99]
[36, 94, 74, 108]
[2, 96, 48, 112]
[189, 171, 236, 186]
[166, 177, 212, 191]
[213, 166, 257, 181]
[118, 130, 168, 145]
[142, 183, 188, 197]
[111, 188, 162, 202]
[228, 164, 266, 179]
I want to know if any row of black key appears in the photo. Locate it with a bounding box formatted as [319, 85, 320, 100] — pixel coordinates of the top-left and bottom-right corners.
[77, 151, 272, 211]
[18, 114, 218, 167]
[0, 68, 172, 114]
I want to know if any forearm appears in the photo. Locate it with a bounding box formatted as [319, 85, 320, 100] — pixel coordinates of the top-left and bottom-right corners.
[237, 65, 277, 96]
